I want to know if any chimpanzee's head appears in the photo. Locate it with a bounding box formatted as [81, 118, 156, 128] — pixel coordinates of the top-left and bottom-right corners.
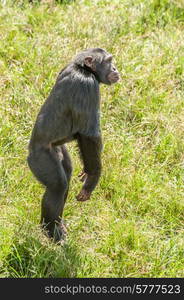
[75, 48, 120, 85]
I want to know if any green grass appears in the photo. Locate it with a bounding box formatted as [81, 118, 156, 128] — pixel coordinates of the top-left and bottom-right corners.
[0, 0, 184, 277]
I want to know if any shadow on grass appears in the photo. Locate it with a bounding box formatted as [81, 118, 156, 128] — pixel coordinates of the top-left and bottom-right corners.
[2, 233, 81, 278]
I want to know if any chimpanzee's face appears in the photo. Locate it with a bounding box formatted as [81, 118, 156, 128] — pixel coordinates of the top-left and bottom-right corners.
[95, 54, 120, 85]
[83, 48, 120, 85]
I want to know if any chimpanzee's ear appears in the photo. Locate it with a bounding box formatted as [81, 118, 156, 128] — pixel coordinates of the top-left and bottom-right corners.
[84, 56, 95, 69]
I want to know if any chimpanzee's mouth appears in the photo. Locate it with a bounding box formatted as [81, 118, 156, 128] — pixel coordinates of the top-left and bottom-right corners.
[109, 73, 120, 83]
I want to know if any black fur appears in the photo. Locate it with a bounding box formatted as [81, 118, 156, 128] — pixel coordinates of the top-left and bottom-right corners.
[27, 48, 119, 242]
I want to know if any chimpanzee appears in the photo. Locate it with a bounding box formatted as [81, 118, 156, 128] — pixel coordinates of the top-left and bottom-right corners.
[27, 48, 120, 242]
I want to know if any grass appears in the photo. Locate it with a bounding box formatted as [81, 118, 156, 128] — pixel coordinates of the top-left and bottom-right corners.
[0, 0, 184, 278]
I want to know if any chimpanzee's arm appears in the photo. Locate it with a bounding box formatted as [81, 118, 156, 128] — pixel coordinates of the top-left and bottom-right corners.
[76, 134, 102, 201]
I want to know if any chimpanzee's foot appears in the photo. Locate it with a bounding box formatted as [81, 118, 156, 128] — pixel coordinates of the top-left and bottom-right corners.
[41, 220, 67, 243]
[53, 220, 67, 243]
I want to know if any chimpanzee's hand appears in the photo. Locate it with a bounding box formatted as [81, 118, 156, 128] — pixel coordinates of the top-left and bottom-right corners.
[76, 189, 91, 202]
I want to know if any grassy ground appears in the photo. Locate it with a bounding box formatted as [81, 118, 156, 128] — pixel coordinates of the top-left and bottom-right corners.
[0, 0, 184, 278]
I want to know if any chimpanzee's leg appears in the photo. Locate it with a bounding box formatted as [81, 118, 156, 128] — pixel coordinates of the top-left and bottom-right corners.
[53, 145, 73, 238]
[27, 145, 68, 242]
[58, 145, 72, 204]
